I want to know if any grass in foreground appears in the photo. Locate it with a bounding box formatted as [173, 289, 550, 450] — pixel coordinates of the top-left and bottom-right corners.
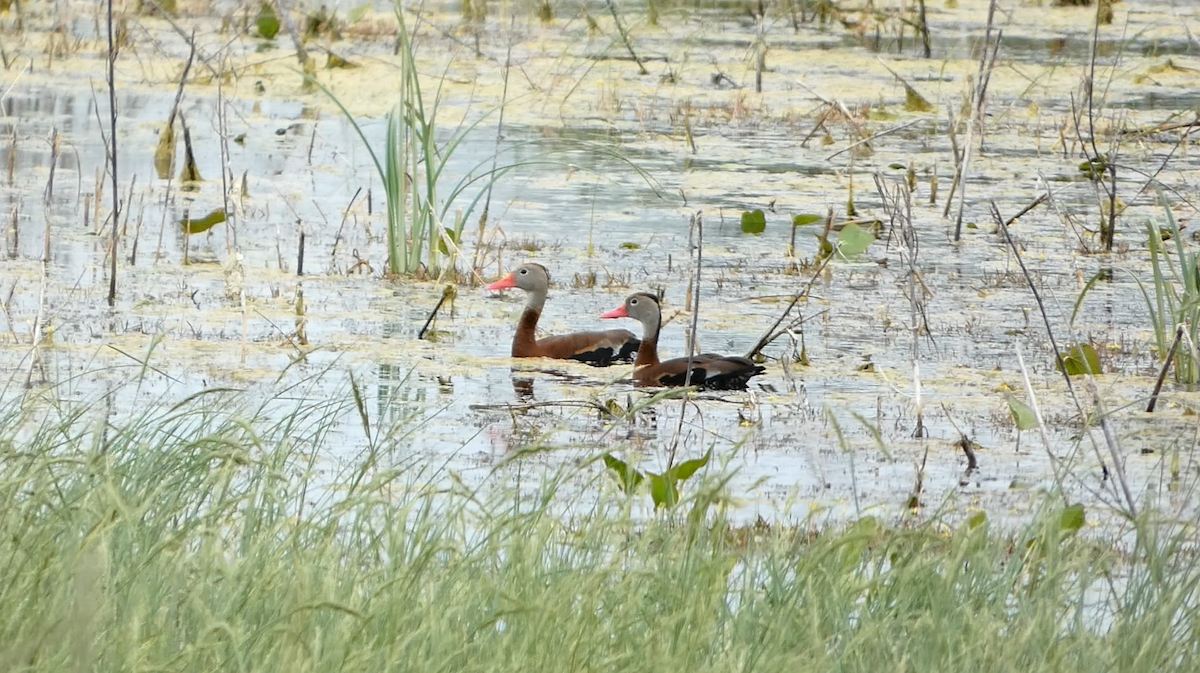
[1, 379, 1199, 672]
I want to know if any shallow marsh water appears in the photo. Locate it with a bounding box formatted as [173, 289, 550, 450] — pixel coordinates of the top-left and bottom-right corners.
[2, 0, 1200, 528]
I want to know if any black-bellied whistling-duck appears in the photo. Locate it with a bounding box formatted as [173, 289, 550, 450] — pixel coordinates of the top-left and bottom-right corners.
[487, 263, 640, 366]
[601, 293, 766, 390]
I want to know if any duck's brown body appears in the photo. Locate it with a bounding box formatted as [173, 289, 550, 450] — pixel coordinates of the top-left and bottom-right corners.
[602, 293, 765, 390]
[488, 264, 640, 367]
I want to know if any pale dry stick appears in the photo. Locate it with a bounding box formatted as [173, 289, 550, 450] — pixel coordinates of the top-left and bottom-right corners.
[1036, 171, 1090, 251]
[0, 59, 31, 107]
[952, 3, 1001, 240]
[140, 0, 220, 78]
[474, 14, 516, 284]
[129, 193, 145, 265]
[1086, 378, 1137, 516]
[43, 128, 58, 206]
[5, 126, 14, 186]
[0, 283, 17, 342]
[793, 79, 869, 143]
[825, 119, 923, 162]
[7, 204, 17, 259]
[667, 211, 705, 476]
[42, 207, 49, 264]
[119, 174, 136, 237]
[745, 238, 834, 359]
[154, 175, 174, 263]
[1014, 346, 1067, 497]
[995, 201, 1139, 517]
[900, 183, 925, 438]
[331, 187, 361, 268]
[23, 251, 48, 389]
[167, 36, 196, 133]
[217, 77, 234, 253]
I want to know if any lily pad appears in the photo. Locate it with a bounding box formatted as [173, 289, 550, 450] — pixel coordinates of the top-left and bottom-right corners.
[741, 210, 766, 235]
[835, 223, 874, 258]
[256, 2, 280, 39]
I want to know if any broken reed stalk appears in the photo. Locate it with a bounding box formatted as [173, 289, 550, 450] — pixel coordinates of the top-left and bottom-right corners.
[1147, 325, 1184, 412]
[664, 211, 706, 480]
[297, 230, 305, 276]
[952, 0, 1001, 241]
[106, 0, 119, 307]
[754, 0, 766, 93]
[129, 193, 144, 265]
[167, 36, 195, 129]
[120, 174, 136, 237]
[155, 174, 173, 262]
[916, 0, 931, 58]
[23, 249, 48, 389]
[684, 211, 703, 375]
[874, 173, 928, 438]
[217, 78, 234, 253]
[1071, 11, 1123, 252]
[331, 187, 361, 264]
[745, 235, 834, 359]
[6, 206, 14, 259]
[294, 286, 308, 346]
[43, 128, 58, 206]
[417, 284, 455, 340]
[1013, 345, 1068, 499]
[606, 0, 648, 76]
[5, 126, 14, 185]
[992, 199, 1139, 517]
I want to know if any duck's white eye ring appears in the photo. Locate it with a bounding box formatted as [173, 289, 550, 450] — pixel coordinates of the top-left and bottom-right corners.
[519, 268, 528, 274]
[630, 298, 638, 305]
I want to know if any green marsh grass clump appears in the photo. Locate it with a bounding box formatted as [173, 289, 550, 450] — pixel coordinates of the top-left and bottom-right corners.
[3, 378, 1200, 671]
[1140, 194, 1200, 384]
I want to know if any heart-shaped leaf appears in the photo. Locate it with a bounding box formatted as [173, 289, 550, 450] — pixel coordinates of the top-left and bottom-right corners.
[836, 223, 874, 258]
[1057, 344, 1101, 376]
[1006, 395, 1038, 430]
[792, 213, 822, 227]
[648, 472, 679, 508]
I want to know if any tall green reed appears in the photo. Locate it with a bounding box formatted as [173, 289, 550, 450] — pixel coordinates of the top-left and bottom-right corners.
[312, 6, 664, 280]
[313, 8, 519, 278]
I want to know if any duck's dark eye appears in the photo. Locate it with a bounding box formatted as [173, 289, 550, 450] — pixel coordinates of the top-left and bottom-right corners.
[519, 268, 528, 275]
[630, 298, 638, 305]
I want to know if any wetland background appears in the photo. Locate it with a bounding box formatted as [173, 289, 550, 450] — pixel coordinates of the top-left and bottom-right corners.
[4, 0, 1200, 668]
